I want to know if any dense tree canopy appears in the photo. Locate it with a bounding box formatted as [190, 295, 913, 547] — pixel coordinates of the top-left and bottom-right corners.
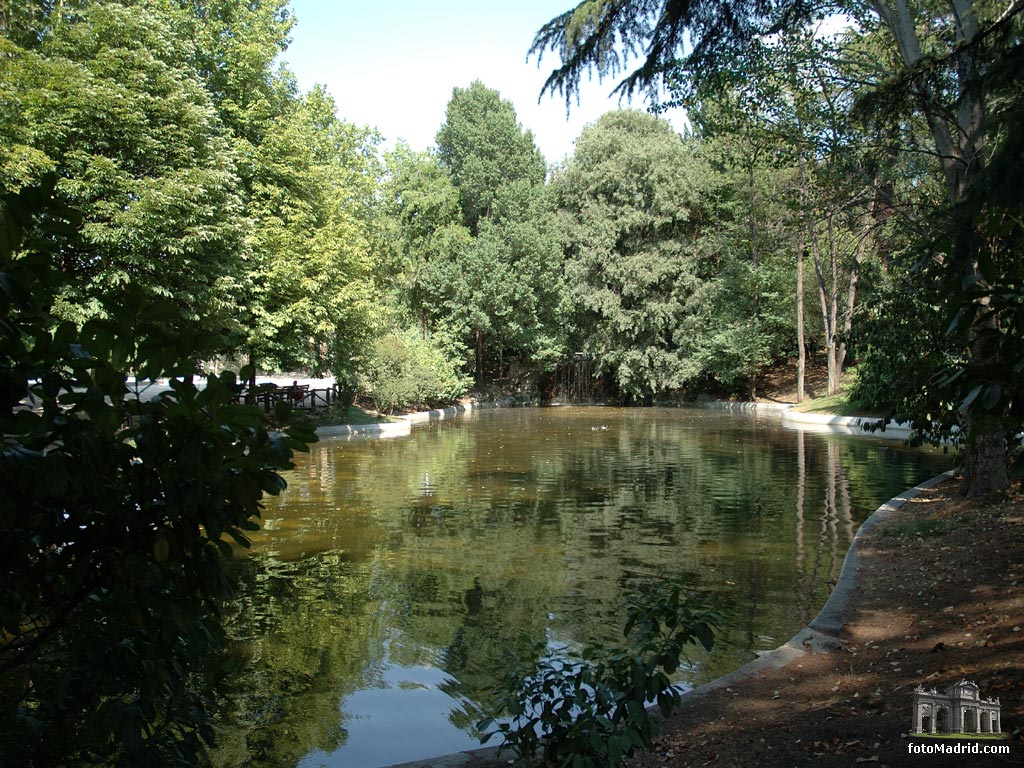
[436, 80, 548, 235]
[532, 0, 1024, 493]
[239, 86, 381, 377]
[426, 81, 563, 384]
[8, 0, 245, 333]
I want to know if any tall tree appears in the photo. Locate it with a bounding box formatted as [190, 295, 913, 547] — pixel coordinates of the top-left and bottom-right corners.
[554, 110, 709, 399]
[179, 0, 295, 156]
[685, 29, 883, 399]
[381, 144, 473, 337]
[6, 0, 244, 333]
[685, 87, 802, 398]
[433, 81, 563, 383]
[240, 86, 382, 379]
[436, 80, 547, 234]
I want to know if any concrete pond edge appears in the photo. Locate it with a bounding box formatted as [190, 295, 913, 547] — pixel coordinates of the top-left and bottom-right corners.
[314, 401, 498, 440]
[308, 402, 951, 768]
[695, 400, 915, 440]
[313, 399, 914, 442]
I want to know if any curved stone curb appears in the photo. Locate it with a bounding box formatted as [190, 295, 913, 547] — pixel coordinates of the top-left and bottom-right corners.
[379, 470, 956, 768]
[314, 401, 492, 440]
[403, 402, 479, 424]
[694, 400, 794, 413]
[780, 408, 913, 439]
[683, 469, 956, 697]
[693, 400, 913, 440]
[315, 421, 412, 438]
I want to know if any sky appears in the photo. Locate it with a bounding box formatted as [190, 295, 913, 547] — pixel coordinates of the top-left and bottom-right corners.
[281, 0, 688, 164]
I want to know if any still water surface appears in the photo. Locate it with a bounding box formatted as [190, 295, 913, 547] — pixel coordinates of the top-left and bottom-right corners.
[213, 407, 950, 768]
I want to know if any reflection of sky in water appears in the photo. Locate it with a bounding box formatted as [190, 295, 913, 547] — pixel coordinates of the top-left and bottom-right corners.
[215, 407, 952, 768]
[298, 651, 480, 768]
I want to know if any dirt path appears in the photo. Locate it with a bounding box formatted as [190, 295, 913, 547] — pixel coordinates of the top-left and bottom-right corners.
[619, 481, 1024, 768]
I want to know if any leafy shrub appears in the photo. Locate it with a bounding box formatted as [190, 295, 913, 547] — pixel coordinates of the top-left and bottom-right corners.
[1, 182, 315, 767]
[478, 579, 721, 768]
[358, 328, 471, 414]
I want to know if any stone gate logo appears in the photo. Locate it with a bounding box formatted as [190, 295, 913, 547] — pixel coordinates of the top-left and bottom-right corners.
[911, 679, 1002, 735]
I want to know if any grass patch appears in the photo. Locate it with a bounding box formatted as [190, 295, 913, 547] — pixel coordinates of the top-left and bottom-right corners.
[790, 369, 883, 417]
[308, 403, 401, 427]
[791, 391, 866, 416]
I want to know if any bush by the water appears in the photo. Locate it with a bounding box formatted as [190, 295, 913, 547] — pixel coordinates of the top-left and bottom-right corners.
[359, 328, 471, 414]
[478, 578, 721, 768]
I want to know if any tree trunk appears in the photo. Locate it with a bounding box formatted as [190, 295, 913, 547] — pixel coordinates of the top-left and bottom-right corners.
[796, 235, 806, 403]
[748, 163, 761, 402]
[828, 214, 842, 395]
[809, 216, 840, 396]
[960, 415, 1010, 497]
[475, 327, 484, 385]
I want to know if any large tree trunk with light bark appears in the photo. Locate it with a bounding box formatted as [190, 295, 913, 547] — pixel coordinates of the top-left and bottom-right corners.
[796, 235, 806, 403]
[873, 0, 1008, 496]
[808, 209, 863, 398]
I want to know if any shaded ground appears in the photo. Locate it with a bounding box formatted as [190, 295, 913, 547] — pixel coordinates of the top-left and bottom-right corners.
[755, 356, 830, 404]
[463, 482, 1023, 768]
[625, 481, 1024, 768]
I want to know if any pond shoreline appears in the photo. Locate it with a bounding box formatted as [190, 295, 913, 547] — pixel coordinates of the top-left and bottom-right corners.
[313, 399, 916, 441]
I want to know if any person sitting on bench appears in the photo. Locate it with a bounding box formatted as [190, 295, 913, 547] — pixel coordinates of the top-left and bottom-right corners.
[288, 381, 309, 404]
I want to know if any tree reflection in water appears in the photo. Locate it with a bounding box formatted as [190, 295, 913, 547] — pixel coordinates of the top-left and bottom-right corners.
[211, 407, 949, 768]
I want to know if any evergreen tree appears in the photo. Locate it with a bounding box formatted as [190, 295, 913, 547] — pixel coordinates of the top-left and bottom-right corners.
[436, 80, 547, 235]
[554, 110, 709, 399]
[433, 82, 564, 383]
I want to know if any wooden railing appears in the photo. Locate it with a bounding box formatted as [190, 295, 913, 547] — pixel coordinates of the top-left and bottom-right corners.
[240, 384, 338, 413]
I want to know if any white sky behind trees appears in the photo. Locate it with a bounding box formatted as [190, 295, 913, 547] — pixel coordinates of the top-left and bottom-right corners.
[282, 0, 689, 164]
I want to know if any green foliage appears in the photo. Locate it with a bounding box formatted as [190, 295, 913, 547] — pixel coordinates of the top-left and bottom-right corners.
[425, 81, 566, 383]
[436, 80, 547, 234]
[478, 578, 720, 768]
[240, 86, 383, 378]
[180, 0, 295, 147]
[849, 262, 958, 430]
[554, 110, 709, 399]
[3, 0, 385, 383]
[9, 0, 245, 333]
[0, 180, 315, 766]
[380, 145, 474, 329]
[448, 180, 566, 372]
[532, 0, 1022, 489]
[358, 328, 471, 415]
[529, 0, 819, 107]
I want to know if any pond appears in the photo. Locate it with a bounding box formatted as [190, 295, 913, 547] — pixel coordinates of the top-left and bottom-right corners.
[212, 406, 951, 768]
